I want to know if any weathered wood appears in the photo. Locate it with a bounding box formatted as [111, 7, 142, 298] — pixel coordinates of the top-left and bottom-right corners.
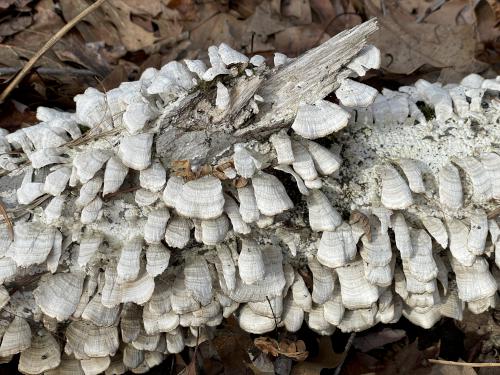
[240, 18, 378, 137]
[155, 19, 378, 163]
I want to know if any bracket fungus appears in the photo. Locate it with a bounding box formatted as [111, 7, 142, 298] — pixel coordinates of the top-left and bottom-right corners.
[0, 18, 499, 373]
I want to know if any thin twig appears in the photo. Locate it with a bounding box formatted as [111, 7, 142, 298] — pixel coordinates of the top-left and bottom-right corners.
[0, 0, 108, 103]
[334, 332, 356, 375]
[0, 198, 13, 240]
[428, 359, 500, 367]
[266, 295, 280, 342]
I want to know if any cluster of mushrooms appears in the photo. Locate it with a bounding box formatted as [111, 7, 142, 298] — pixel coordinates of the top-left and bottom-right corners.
[0, 20, 498, 375]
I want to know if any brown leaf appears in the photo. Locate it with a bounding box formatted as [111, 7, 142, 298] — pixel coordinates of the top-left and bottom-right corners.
[246, 2, 287, 39]
[281, 0, 312, 25]
[53, 35, 112, 76]
[0, 100, 37, 131]
[8, 0, 65, 66]
[379, 339, 429, 375]
[121, 0, 162, 16]
[353, 328, 406, 352]
[397, 0, 435, 21]
[190, 12, 245, 52]
[167, 0, 199, 21]
[309, 0, 336, 25]
[0, 0, 16, 12]
[255, 337, 309, 361]
[101, 64, 128, 90]
[229, 0, 260, 19]
[0, 15, 32, 37]
[349, 210, 371, 241]
[274, 25, 329, 57]
[365, 0, 488, 81]
[476, 0, 500, 66]
[343, 351, 381, 375]
[212, 316, 253, 374]
[425, 0, 476, 25]
[103, 0, 157, 52]
[291, 336, 342, 374]
[255, 337, 281, 357]
[248, 353, 275, 374]
[486, 0, 500, 24]
[185, 359, 197, 375]
[59, 0, 121, 46]
[430, 363, 477, 375]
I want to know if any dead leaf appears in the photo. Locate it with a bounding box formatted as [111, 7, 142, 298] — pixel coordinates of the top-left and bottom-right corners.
[254, 337, 309, 361]
[229, 0, 260, 19]
[167, 0, 199, 21]
[101, 64, 128, 90]
[0, 0, 16, 12]
[281, 0, 312, 25]
[0, 15, 32, 38]
[397, 0, 435, 21]
[425, 0, 476, 25]
[430, 363, 477, 375]
[291, 336, 342, 374]
[212, 316, 253, 374]
[485, 0, 500, 24]
[185, 359, 197, 375]
[121, 0, 162, 17]
[365, 0, 488, 81]
[247, 2, 287, 39]
[104, 0, 157, 52]
[248, 353, 275, 374]
[309, 0, 336, 25]
[53, 36, 112, 77]
[378, 339, 429, 375]
[0, 100, 37, 131]
[190, 12, 245, 52]
[8, 0, 65, 65]
[274, 25, 329, 57]
[59, 0, 121, 46]
[343, 351, 382, 375]
[354, 328, 407, 352]
[476, 0, 500, 66]
[349, 210, 371, 241]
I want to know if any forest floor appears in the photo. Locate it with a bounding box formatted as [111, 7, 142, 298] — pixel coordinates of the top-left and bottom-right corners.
[0, 0, 499, 374]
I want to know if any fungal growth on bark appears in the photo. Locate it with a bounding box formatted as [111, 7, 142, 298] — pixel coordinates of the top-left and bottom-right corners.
[0, 18, 499, 373]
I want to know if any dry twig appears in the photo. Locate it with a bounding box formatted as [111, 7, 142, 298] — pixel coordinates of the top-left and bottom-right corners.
[428, 359, 500, 367]
[334, 332, 356, 375]
[0, 0, 108, 103]
[0, 198, 13, 240]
